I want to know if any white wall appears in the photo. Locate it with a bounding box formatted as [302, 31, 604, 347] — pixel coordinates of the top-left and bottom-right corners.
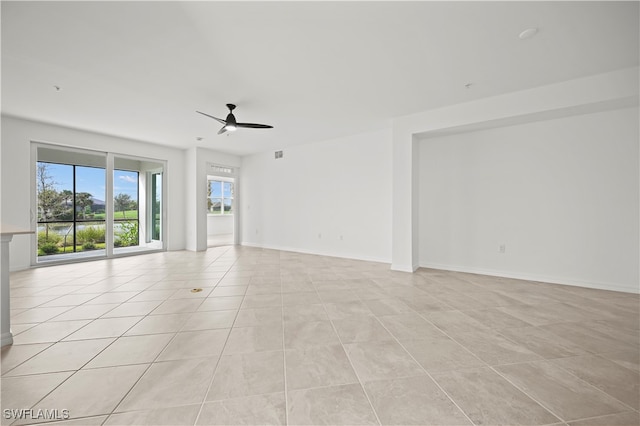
[1, 115, 186, 270]
[207, 215, 234, 236]
[392, 67, 640, 272]
[419, 107, 639, 293]
[241, 128, 392, 263]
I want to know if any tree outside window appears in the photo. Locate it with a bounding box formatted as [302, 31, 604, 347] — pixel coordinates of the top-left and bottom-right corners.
[208, 180, 233, 214]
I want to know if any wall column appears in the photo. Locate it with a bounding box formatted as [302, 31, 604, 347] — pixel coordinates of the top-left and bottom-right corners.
[391, 130, 419, 272]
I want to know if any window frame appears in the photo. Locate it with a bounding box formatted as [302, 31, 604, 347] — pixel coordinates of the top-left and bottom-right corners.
[207, 179, 234, 215]
[36, 161, 107, 257]
[31, 142, 167, 266]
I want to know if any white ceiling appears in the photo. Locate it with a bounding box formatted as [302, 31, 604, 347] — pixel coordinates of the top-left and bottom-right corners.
[2, 1, 638, 156]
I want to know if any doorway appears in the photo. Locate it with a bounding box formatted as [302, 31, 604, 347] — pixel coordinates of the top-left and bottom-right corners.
[206, 165, 236, 247]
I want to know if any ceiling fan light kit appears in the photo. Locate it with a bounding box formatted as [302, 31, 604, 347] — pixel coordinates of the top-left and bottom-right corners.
[197, 104, 273, 135]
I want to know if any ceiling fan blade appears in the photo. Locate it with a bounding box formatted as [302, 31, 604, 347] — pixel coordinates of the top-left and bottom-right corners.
[196, 111, 226, 125]
[217, 126, 227, 135]
[236, 123, 273, 129]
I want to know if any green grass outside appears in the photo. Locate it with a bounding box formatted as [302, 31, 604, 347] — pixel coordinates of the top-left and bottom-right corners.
[37, 242, 107, 256]
[93, 210, 138, 219]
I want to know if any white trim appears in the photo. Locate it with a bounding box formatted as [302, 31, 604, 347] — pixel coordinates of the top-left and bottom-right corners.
[1, 234, 14, 347]
[1, 332, 13, 347]
[233, 173, 240, 246]
[106, 152, 114, 257]
[29, 143, 38, 267]
[420, 262, 640, 294]
[206, 168, 239, 246]
[206, 175, 234, 183]
[240, 241, 390, 265]
[390, 263, 418, 273]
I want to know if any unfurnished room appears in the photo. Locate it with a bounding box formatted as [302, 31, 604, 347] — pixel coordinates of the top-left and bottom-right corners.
[0, 1, 639, 425]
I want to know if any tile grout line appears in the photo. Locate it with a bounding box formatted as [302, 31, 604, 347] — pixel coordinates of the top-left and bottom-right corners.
[421, 305, 640, 418]
[279, 253, 290, 426]
[412, 278, 631, 424]
[23, 249, 228, 425]
[314, 273, 383, 426]
[1, 343, 55, 377]
[71, 269, 197, 424]
[5, 273, 167, 376]
[7, 248, 639, 425]
[6, 290, 160, 424]
[537, 358, 640, 414]
[361, 278, 487, 425]
[193, 246, 251, 426]
[371, 312, 478, 426]
[406, 308, 566, 425]
[98, 330, 179, 425]
[566, 410, 640, 424]
[9, 297, 169, 424]
[489, 364, 577, 425]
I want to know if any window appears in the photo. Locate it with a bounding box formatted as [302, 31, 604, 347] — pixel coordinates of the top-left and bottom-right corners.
[113, 169, 139, 249]
[208, 180, 233, 214]
[35, 144, 166, 264]
[36, 160, 106, 258]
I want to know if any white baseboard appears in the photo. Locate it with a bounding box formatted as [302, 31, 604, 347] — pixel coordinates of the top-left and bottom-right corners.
[9, 263, 30, 273]
[240, 241, 390, 265]
[1, 332, 14, 347]
[420, 262, 640, 294]
[390, 263, 418, 273]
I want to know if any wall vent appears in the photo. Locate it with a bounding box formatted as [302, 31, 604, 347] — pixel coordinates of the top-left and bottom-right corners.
[275, 151, 283, 159]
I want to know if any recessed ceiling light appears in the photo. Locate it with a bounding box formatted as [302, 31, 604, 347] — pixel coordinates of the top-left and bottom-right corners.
[519, 28, 538, 40]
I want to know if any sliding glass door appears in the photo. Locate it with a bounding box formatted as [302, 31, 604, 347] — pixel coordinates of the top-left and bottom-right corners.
[113, 157, 140, 254]
[34, 145, 165, 264]
[36, 148, 107, 261]
[112, 156, 164, 254]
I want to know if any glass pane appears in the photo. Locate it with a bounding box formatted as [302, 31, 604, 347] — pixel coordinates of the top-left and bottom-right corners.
[152, 173, 162, 241]
[114, 170, 139, 219]
[114, 220, 139, 247]
[209, 198, 222, 214]
[75, 166, 105, 220]
[209, 181, 222, 197]
[37, 222, 74, 257]
[223, 182, 233, 198]
[223, 198, 232, 214]
[76, 221, 106, 251]
[36, 162, 73, 222]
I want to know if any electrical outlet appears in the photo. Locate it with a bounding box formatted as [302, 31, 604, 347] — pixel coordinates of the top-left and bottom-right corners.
[499, 244, 506, 253]
[339, 235, 343, 240]
[256, 229, 259, 235]
[318, 233, 322, 239]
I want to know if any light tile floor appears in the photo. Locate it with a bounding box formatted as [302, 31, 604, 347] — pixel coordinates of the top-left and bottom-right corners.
[207, 234, 234, 248]
[2, 246, 639, 426]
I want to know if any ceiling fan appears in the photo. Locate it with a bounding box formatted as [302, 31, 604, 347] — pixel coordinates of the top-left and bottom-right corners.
[196, 104, 273, 135]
